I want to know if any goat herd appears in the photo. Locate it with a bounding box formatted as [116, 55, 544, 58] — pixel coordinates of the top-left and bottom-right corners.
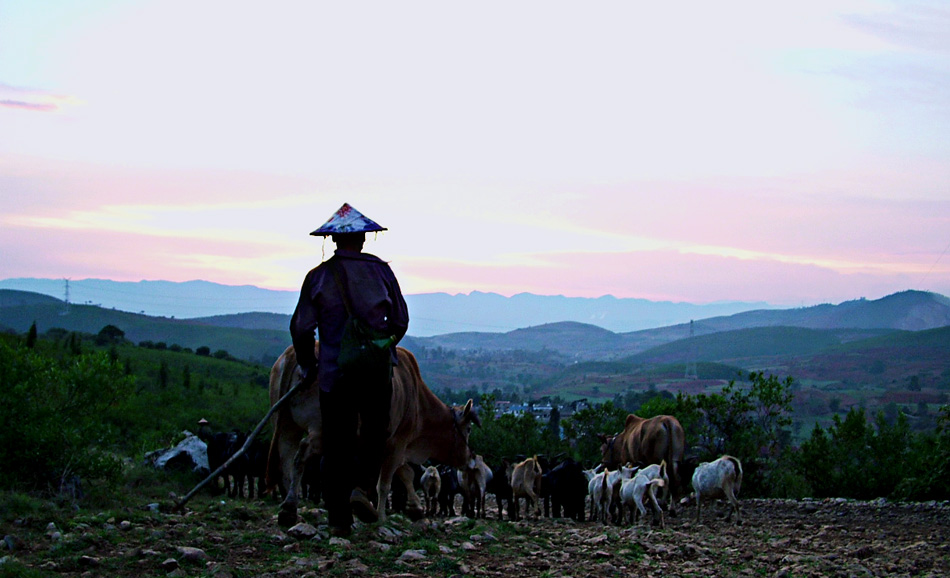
[199, 419, 744, 531]
[415, 452, 742, 529]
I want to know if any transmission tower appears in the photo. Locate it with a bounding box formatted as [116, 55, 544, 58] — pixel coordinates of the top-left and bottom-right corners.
[684, 319, 698, 379]
[61, 278, 71, 316]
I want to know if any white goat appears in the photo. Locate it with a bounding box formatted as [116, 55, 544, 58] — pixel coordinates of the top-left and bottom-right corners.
[619, 461, 669, 527]
[589, 464, 637, 524]
[682, 455, 743, 525]
[459, 454, 493, 518]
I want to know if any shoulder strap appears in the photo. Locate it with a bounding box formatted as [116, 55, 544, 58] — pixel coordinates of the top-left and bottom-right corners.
[329, 257, 355, 319]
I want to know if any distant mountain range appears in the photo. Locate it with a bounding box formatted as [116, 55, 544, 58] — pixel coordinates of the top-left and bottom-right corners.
[2, 284, 948, 365]
[0, 277, 776, 336]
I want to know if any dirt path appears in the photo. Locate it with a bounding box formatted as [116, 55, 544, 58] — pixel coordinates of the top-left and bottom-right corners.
[4, 497, 948, 577]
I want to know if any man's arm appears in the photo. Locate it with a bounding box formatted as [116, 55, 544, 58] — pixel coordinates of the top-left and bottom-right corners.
[387, 274, 410, 344]
[290, 274, 319, 375]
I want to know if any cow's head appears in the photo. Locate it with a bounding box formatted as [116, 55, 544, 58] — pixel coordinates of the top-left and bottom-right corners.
[450, 399, 481, 469]
[597, 433, 621, 469]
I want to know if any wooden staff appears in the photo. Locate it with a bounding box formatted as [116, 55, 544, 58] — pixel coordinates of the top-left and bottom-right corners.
[174, 377, 307, 511]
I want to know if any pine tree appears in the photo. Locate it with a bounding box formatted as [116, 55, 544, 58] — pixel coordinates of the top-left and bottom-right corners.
[26, 321, 37, 349]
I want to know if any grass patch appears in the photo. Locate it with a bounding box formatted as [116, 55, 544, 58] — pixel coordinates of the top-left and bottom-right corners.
[0, 560, 50, 578]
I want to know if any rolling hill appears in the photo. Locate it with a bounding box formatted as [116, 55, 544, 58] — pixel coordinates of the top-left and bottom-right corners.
[0, 297, 290, 364]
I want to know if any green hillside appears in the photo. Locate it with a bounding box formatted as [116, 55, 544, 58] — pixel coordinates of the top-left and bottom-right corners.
[0, 298, 290, 365]
[0, 331, 272, 457]
[625, 326, 850, 365]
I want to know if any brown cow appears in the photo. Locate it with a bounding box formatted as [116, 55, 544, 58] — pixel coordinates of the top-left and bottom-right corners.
[598, 414, 686, 511]
[265, 343, 480, 526]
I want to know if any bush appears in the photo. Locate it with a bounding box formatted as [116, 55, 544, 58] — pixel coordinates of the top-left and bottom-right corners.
[795, 406, 933, 500]
[470, 394, 564, 463]
[0, 341, 135, 493]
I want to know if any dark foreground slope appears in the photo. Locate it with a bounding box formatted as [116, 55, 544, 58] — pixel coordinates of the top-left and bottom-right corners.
[2, 492, 947, 577]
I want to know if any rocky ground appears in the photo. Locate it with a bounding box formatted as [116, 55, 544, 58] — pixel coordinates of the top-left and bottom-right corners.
[2, 495, 949, 577]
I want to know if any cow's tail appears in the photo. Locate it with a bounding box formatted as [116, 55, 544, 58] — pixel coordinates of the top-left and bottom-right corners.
[663, 418, 684, 496]
[726, 455, 743, 495]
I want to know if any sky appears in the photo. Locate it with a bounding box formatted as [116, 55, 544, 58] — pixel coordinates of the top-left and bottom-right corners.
[2, 0, 949, 307]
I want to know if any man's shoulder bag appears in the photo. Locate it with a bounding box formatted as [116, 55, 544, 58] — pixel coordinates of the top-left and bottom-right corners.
[330, 259, 395, 377]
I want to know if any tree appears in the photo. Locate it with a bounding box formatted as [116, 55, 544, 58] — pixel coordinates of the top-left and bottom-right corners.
[662, 372, 794, 497]
[68, 332, 82, 355]
[469, 394, 560, 462]
[562, 400, 628, 465]
[547, 405, 561, 440]
[26, 321, 37, 349]
[798, 406, 919, 500]
[159, 361, 169, 389]
[95, 324, 126, 345]
[829, 397, 842, 414]
[908, 375, 921, 391]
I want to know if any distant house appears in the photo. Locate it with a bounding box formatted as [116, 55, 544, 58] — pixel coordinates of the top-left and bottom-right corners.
[487, 398, 590, 422]
[493, 400, 512, 416]
[530, 404, 554, 421]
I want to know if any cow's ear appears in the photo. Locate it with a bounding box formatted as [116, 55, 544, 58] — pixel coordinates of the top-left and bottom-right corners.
[596, 433, 608, 444]
[462, 399, 481, 427]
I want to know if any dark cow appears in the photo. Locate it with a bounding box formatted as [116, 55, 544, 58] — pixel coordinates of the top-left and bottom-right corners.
[205, 430, 243, 496]
[599, 414, 686, 507]
[543, 457, 588, 521]
[238, 435, 268, 499]
[437, 465, 461, 517]
[485, 459, 513, 520]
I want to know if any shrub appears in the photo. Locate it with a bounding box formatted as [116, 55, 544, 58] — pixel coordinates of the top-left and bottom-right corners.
[0, 341, 135, 493]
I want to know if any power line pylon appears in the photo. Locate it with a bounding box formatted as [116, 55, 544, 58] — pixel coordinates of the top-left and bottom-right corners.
[61, 278, 71, 316]
[684, 319, 698, 379]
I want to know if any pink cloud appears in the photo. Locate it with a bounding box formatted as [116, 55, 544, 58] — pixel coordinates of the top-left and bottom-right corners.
[0, 224, 279, 287]
[0, 99, 58, 112]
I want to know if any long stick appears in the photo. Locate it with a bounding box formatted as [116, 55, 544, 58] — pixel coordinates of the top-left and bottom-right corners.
[175, 378, 306, 511]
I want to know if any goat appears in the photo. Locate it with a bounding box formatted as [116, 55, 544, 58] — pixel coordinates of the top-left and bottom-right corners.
[510, 456, 543, 520]
[459, 454, 493, 518]
[619, 461, 668, 527]
[681, 455, 743, 525]
[420, 465, 441, 517]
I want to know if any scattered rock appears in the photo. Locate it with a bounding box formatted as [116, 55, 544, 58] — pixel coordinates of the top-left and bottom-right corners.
[398, 549, 426, 562]
[345, 558, 370, 574]
[3, 535, 23, 551]
[852, 545, 875, 560]
[286, 523, 318, 540]
[377, 526, 402, 543]
[161, 558, 180, 571]
[175, 546, 209, 563]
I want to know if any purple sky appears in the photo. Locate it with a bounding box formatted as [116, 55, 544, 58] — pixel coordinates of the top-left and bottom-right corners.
[2, 1, 948, 305]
